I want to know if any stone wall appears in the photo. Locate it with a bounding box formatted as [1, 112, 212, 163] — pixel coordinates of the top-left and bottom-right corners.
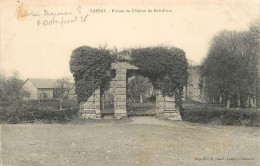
[186, 66, 202, 101]
[113, 68, 127, 119]
[80, 88, 101, 119]
[111, 62, 138, 119]
[156, 90, 182, 121]
[79, 62, 182, 121]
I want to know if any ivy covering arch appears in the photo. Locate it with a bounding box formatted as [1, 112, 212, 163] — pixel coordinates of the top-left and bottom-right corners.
[69, 46, 188, 108]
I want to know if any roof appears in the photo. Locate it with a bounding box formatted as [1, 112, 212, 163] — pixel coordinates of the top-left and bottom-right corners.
[26, 78, 58, 89]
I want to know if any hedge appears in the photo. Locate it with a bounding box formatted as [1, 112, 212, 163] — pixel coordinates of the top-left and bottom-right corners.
[0, 100, 79, 124]
[182, 106, 259, 127]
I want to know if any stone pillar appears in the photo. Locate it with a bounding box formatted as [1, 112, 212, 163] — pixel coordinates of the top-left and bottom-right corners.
[80, 87, 101, 119]
[156, 90, 165, 117]
[156, 90, 182, 121]
[114, 68, 127, 119]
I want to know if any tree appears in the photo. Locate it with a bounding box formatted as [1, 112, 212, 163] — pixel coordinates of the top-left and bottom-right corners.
[0, 71, 30, 109]
[129, 46, 188, 109]
[203, 31, 239, 107]
[127, 75, 152, 106]
[56, 77, 75, 110]
[0, 70, 5, 99]
[243, 19, 260, 108]
[202, 20, 260, 108]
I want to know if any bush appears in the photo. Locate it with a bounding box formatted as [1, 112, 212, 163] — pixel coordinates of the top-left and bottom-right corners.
[0, 100, 79, 124]
[182, 106, 259, 127]
[30, 100, 78, 109]
[147, 95, 156, 102]
[34, 107, 79, 123]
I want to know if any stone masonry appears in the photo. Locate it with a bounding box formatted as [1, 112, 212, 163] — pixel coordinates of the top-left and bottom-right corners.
[80, 88, 101, 119]
[80, 62, 182, 120]
[111, 62, 138, 119]
[156, 90, 182, 121]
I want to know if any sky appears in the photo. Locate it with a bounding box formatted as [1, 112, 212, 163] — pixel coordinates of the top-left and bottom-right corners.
[0, 0, 259, 79]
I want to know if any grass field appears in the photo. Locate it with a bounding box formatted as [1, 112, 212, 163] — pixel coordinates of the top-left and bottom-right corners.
[101, 102, 156, 115]
[1, 117, 259, 166]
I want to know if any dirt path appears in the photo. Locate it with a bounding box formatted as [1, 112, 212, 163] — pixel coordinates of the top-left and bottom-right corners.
[1, 117, 259, 166]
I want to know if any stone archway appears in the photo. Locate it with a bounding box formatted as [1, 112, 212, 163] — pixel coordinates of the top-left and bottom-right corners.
[80, 62, 182, 121]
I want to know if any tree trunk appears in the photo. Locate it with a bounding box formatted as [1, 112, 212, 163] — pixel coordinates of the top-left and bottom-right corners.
[245, 95, 250, 107]
[140, 94, 143, 103]
[237, 93, 241, 107]
[108, 94, 111, 104]
[227, 99, 230, 108]
[185, 85, 188, 99]
[250, 96, 254, 108]
[253, 97, 256, 108]
[257, 86, 260, 108]
[60, 99, 63, 110]
[102, 95, 105, 109]
[257, 91, 260, 108]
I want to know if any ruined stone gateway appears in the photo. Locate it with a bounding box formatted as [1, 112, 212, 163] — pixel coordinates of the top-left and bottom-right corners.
[80, 62, 182, 121]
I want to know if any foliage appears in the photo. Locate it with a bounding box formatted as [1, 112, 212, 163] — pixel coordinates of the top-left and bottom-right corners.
[202, 20, 260, 108]
[69, 46, 114, 102]
[69, 45, 188, 112]
[0, 99, 79, 123]
[0, 99, 35, 123]
[182, 105, 259, 127]
[56, 77, 74, 97]
[30, 99, 78, 109]
[55, 77, 76, 109]
[147, 94, 156, 102]
[0, 71, 30, 103]
[129, 46, 188, 108]
[127, 75, 153, 105]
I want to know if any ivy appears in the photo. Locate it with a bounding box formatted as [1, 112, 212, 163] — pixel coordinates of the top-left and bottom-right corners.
[129, 46, 188, 99]
[69, 46, 188, 107]
[69, 46, 114, 103]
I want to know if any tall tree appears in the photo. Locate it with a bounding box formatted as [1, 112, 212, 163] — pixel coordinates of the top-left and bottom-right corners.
[243, 19, 260, 107]
[0, 71, 29, 103]
[202, 20, 260, 108]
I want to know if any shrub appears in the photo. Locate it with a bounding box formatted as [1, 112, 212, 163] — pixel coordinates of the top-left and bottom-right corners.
[0, 100, 35, 123]
[0, 100, 79, 124]
[34, 107, 79, 123]
[182, 106, 259, 127]
[147, 95, 156, 102]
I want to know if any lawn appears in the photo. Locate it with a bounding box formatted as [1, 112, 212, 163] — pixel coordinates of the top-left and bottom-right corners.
[101, 102, 156, 116]
[1, 117, 259, 166]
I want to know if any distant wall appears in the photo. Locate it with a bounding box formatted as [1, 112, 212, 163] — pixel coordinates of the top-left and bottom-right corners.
[185, 66, 202, 102]
[22, 80, 38, 100]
